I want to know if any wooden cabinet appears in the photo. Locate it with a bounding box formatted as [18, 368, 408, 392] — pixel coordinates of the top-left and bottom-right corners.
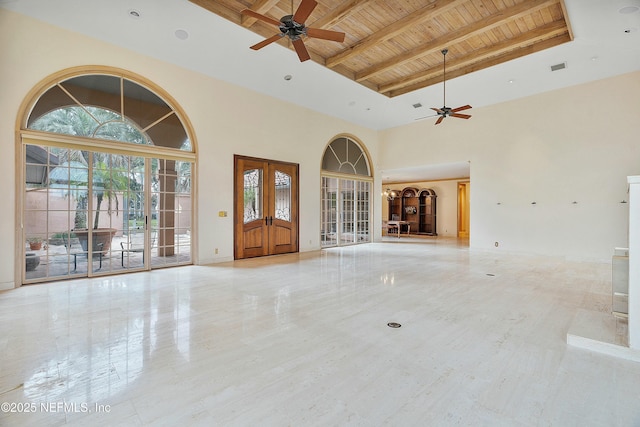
[388, 194, 402, 221]
[387, 186, 437, 236]
[401, 187, 419, 233]
[418, 188, 437, 235]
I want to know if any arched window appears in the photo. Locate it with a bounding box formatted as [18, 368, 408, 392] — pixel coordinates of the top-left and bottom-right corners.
[20, 69, 196, 284]
[27, 74, 191, 150]
[321, 136, 372, 247]
[322, 137, 371, 176]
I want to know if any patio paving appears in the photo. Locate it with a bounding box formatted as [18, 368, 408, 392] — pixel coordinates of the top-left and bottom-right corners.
[24, 233, 191, 282]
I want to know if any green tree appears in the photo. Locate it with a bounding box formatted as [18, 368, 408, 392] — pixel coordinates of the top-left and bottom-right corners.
[31, 106, 146, 229]
[91, 159, 130, 229]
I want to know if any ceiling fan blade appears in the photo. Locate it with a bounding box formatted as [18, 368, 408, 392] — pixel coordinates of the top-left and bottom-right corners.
[430, 107, 444, 114]
[415, 113, 438, 121]
[451, 113, 471, 119]
[293, 0, 318, 24]
[451, 105, 472, 113]
[292, 38, 311, 62]
[435, 116, 445, 125]
[241, 9, 281, 27]
[250, 34, 283, 51]
[306, 27, 345, 42]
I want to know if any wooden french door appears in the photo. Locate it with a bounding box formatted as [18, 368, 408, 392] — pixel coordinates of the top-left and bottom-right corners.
[234, 155, 299, 259]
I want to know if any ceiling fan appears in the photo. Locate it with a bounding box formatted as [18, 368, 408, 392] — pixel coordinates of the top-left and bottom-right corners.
[419, 49, 472, 125]
[241, 0, 346, 62]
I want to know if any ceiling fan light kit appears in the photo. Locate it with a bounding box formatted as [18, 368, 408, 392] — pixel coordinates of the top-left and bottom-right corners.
[241, 0, 346, 62]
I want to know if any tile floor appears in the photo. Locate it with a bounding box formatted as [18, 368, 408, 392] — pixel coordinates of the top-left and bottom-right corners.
[1, 237, 639, 426]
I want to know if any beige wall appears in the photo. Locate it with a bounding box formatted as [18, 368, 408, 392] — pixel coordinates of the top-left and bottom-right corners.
[0, 10, 381, 288]
[380, 72, 640, 260]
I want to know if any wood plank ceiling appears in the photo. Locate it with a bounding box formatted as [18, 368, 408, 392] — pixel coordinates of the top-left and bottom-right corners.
[188, 0, 573, 98]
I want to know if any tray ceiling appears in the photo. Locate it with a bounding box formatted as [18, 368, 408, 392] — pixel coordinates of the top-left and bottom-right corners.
[189, 0, 573, 97]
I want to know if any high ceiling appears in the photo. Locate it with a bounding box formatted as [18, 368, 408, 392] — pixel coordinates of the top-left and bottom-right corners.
[190, 0, 573, 98]
[1, 0, 639, 132]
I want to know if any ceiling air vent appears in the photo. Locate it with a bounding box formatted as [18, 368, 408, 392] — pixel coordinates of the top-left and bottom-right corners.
[550, 62, 567, 72]
[412, 103, 423, 108]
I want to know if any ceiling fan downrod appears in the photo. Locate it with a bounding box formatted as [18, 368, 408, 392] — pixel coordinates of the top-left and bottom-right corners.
[442, 48, 448, 110]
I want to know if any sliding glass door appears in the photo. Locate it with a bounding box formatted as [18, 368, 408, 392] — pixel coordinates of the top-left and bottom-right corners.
[24, 146, 146, 279]
[321, 177, 371, 247]
[23, 146, 192, 283]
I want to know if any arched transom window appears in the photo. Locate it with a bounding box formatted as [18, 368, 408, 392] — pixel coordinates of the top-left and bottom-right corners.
[27, 74, 191, 150]
[322, 137, 370, 176]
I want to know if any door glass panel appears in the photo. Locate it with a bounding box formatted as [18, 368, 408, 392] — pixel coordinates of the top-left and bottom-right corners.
[274, 170, 291, 222]
[173, 160, 192, 265]
[150, 159, 192, 269]
[24, 145, 91, 281]
[356, 181, 371, 243]
[120, 156, 145, 269]
[243, 169, 262, 223]
[321, 177, 338, 247]
[340, 179, 355, 244]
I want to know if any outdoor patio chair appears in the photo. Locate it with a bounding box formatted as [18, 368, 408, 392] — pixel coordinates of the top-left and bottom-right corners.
[121, 232, 156, 267]
[63, 233, 103, 272]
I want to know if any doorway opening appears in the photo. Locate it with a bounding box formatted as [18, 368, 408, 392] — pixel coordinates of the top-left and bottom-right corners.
[458, 181, 470, 238]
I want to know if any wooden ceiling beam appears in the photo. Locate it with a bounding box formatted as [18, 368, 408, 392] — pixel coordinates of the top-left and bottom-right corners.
[326, 0, 466, 68]
[386, 33, 572, 97]
[355, 0, 560, 82]
[308, 0, 369, 29]
[190, 0, 571, 98]
[379, 20, 569, 94]
[240, 0, 281, 27]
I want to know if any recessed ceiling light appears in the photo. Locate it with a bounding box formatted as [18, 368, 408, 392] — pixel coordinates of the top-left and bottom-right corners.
[128, 9, 141, 19]
[508, 79, 515, 83]
[619, 5, 640, 14]
[175, 29, 189, 40]
[284, 75, 293, 81]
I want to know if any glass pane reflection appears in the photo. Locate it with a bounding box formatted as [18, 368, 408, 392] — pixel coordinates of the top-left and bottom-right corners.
[274, 171, 291, 222]
[244, 169, 262, 224]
